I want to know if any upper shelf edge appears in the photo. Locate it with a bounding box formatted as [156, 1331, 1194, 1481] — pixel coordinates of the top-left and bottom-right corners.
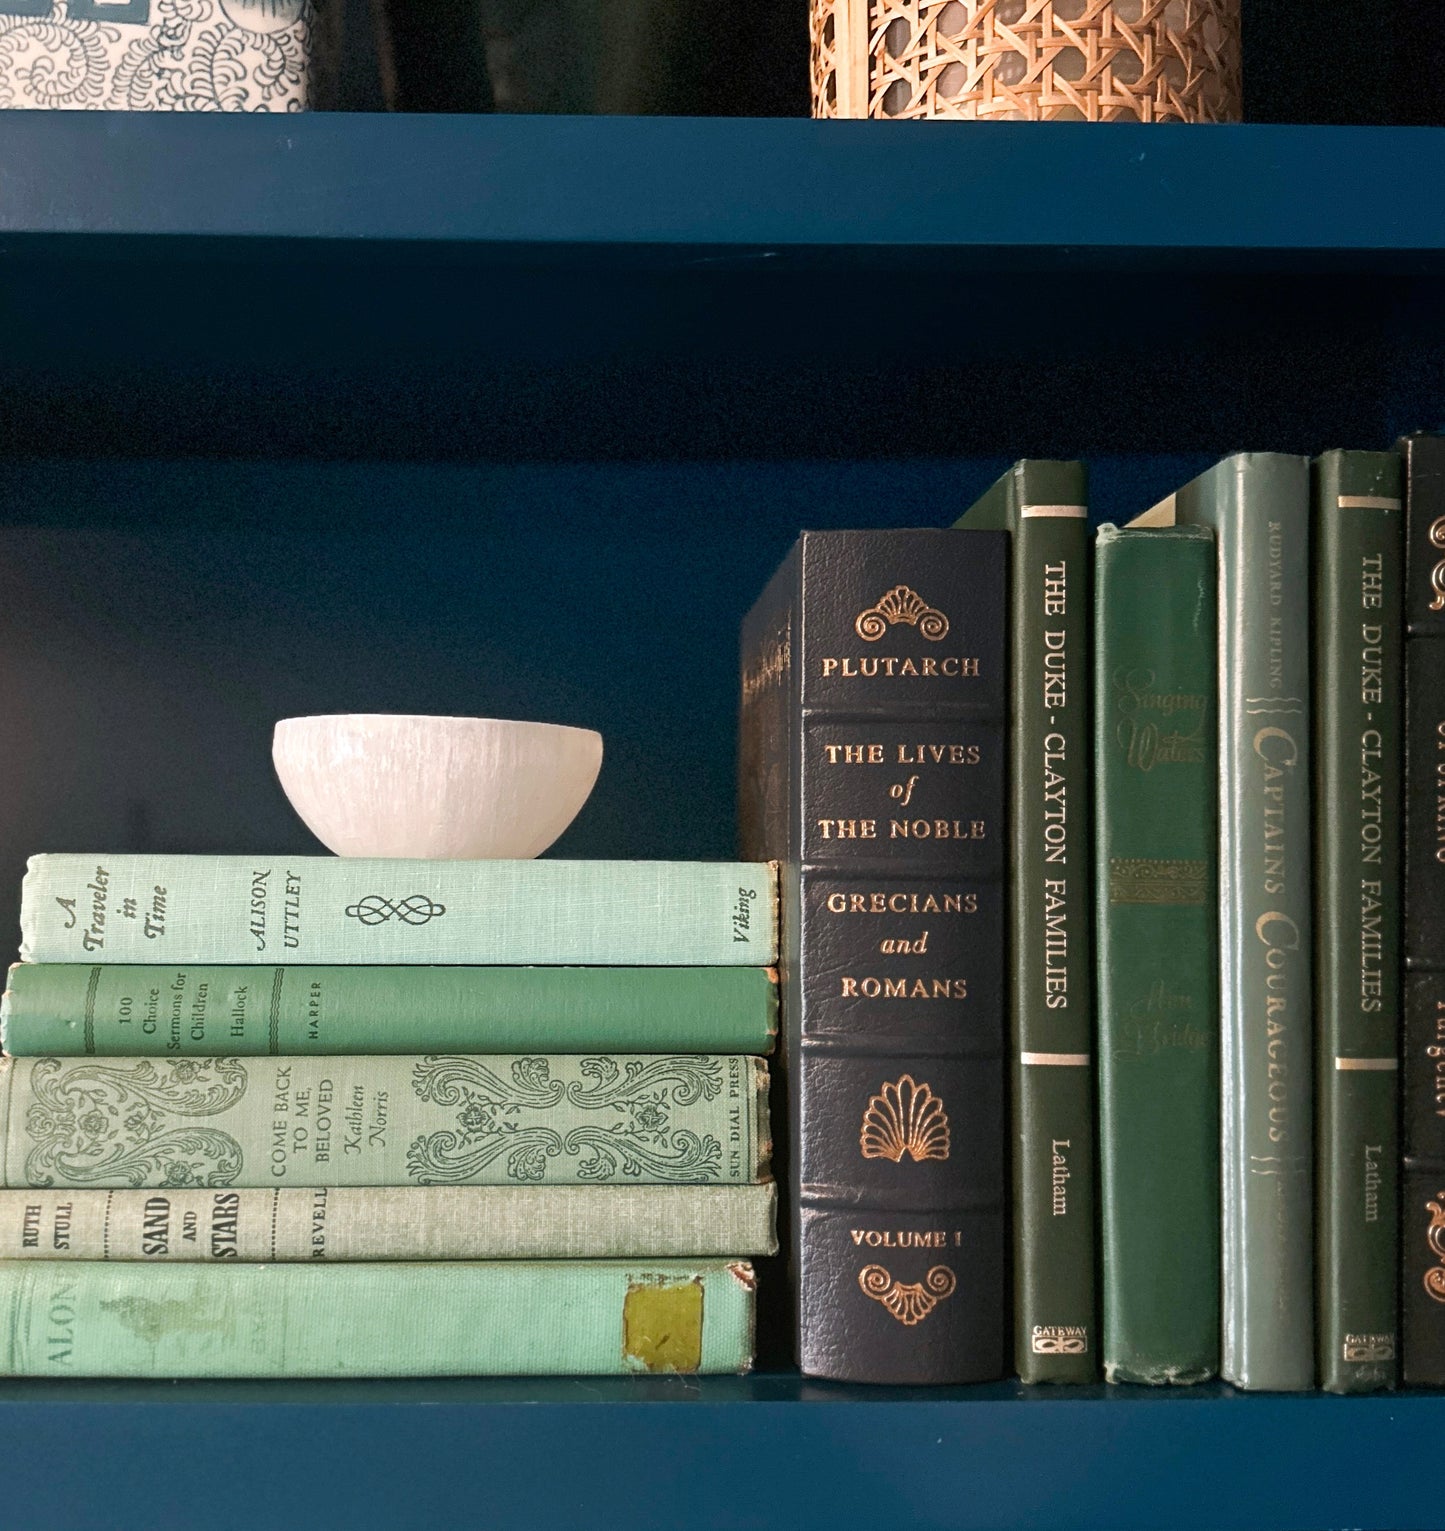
[0, 114, 1442, 255]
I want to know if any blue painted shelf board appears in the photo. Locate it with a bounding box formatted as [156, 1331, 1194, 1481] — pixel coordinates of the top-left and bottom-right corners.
[0, 1372, 1436, 1531]
[1, 115, 1444, 261]
[0, 115, 1441, 461]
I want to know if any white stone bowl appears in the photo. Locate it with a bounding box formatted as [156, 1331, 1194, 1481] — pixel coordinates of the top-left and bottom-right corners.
[272, 715, 603, 859]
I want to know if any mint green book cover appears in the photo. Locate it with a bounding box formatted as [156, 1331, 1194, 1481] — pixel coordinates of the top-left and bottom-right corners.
[0, 1259, 756, 1376]
[1, 964, 777, 1057]
[0, 1054, 770, 1188]
[19, 856, 777, 967]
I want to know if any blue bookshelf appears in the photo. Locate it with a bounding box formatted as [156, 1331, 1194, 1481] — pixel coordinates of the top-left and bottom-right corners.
[0, 113, 1440, 1531]
[0, 115, 1442, 461]
[0, 1374, 1436, 1530]
[2, 114, 1444, 255]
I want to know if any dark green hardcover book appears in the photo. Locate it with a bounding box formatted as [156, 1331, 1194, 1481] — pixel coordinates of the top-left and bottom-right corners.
[954, 462, 1096, 1382]
[1313, 450, 1404, 1393]
[1135, 453, 1314, 1390]
[1094, 523, 1219, 1385]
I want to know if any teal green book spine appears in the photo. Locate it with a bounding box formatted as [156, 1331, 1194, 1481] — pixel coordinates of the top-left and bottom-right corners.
[1094, 523, 1219, 1385]
[956, 461, 1096, 1382]
[1312, 449, 1404, 1393]
[1, 964, 777, 1057]
[0, 1184, 779, 1260]
[0, 1258, 756, 1376]
[1136, 452, 1314, 1390]
[0, 1054, 770, 1188]
[18, 856, 777, 967]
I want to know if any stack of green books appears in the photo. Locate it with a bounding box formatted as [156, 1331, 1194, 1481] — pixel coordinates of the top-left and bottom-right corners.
[0, 855, 778, 1379]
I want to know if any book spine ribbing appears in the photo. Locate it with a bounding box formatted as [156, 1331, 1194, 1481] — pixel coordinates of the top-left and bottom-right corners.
[1312, 450, 1404, 1393]
[1, 964, 777, 1057]
[1094, 525, 1219, 1385]
[1184, 454, 1316, 1391]
[0, 1259, 756, 1377]
[18, 857, 777, 967]
[0, 1184, 779, 1261]
[739, 529, 1008, 1384]
[1399, 431, 1445, 1385]
[0, 1054, 769, 1188]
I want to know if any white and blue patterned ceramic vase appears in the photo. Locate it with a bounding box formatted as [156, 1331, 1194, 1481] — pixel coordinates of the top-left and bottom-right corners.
[0, 0, 320, 109]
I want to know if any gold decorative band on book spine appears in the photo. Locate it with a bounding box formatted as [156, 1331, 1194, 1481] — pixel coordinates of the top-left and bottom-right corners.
[1107, 857, 1207, 905]
[1337, 496, 1402, 510]
[1021, 504, 1088, 519]
[1334, 1057, 1398, 1071]
[1020, 1052, 1091, 1066]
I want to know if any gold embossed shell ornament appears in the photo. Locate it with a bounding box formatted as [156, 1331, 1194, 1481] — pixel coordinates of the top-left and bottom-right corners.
[859, 1264, 958, 1324]
[855, 585, 949, 642]
[859, 1075, 951, 1162]
[811, 0, 1242, 121]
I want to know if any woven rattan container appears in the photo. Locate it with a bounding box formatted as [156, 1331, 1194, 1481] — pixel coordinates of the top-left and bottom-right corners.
[811, 0, 1241, 121]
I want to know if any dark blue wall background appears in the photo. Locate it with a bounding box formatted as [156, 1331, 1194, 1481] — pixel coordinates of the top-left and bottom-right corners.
[0, 452, 1211, 957]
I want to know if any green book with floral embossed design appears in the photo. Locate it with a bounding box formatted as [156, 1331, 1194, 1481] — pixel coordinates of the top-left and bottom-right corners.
[0, 1054, 769, 1188]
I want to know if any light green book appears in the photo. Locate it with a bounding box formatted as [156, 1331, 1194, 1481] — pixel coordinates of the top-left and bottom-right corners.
[1, 964, 777, 1056]
[0, 1054, 770, 1188]
[18, 856, 777, 966]
[0, 1184, 778, 1261]
[0, 1259, 756, 1376]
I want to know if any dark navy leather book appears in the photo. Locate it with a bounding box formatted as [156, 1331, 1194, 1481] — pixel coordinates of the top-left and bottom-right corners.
[738, 529, 1007, 1384]
[1398, 432, 1445, 1384]
[1403, 434, 1445, 969]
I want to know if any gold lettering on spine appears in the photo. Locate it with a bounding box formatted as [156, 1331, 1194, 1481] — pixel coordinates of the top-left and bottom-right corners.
[818, 655, 980, 679]
[1040, 545, 1070, 1010]
[840, 976, 969, 1000]
[1342, 1334, 1395, 1363]
[1050, 1138, 1070, 1216]
[824, 891, 972, 916]
[1436, 719, 1445, 867]
[1031, 1325, 1088, 1355]
[1256, 911, 1300, 1145]
[1254, 726, 1297, 894]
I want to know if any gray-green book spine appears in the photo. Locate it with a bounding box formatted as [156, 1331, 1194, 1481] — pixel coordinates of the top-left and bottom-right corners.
[0, 1259, 756, 1377]
[0, 1054, 769, 1188]
[1312, 449, 1404, 1393]
[1135, 452, 1314, 1390]
[0, 1184, 778, 1260]
[955, 460, 1096, 1382]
